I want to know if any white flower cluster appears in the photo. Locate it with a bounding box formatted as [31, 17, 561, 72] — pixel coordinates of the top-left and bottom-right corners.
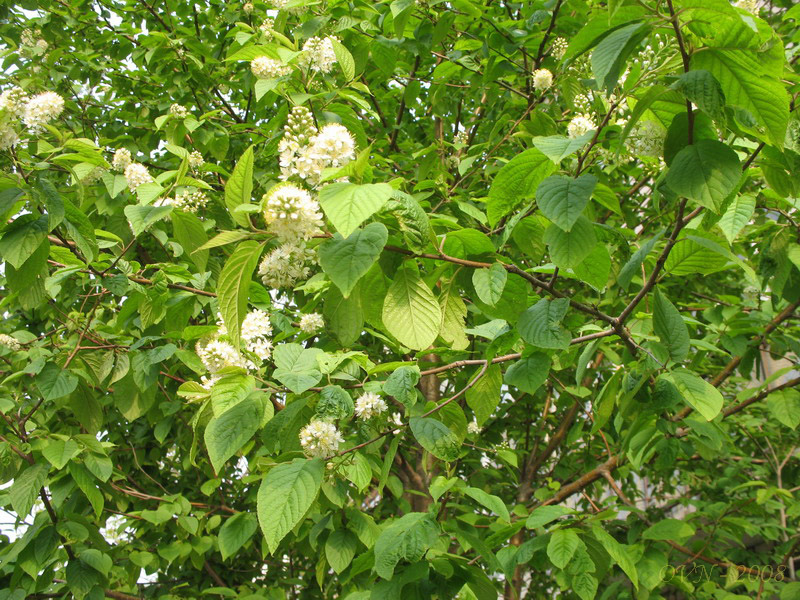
[551, 37, 568, 60]
[354, 392, 387, 420]
[241, 309, 273, 361]
[157, 189, 209, 213]
[532, 68, 553, 91]
[299, 313, 324, 333]
[573, 93, 591, 112]
[467, 419, 481, 434]
[300, 36, 338, 74]
[453, 131, 469, 146]
[735, 0, 759, 13]
[243, 2, 254, 14]
[188, 150, 204, 169]
[279, 116, 356, 186]
[20, 29, 47, 53]
[626, 120, 664, 157]
[195, 309, 274, 378]
[0, 334, 21, 351]
[258, 242, 315, 288]
[0, 126, 19, 151]
[567, 114, 596, 139]
[262, 184, 324, 241]
[299, 419, 344, 458]
[250, 56, 292, 79]
[124, 163, 153, 192]
[0, 87, 29, 118]
[22, 92, 64, 133]
[196, 338, 251, 372]
[81, 166, 107, 185]
[112, 148, 132, 172]
[170, 104, 188, 118]
[634, 34, 672, 75]
[259, 19, 274, 37]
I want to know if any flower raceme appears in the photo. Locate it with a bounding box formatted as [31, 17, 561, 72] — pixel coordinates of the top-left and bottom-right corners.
[261, 184, 324, 242]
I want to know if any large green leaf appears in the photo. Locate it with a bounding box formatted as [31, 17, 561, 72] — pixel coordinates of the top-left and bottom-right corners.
[671, 70, 726, 122]
[373, 512, 439, 580]
[653, 288, 690, 363]
[532, 133, 594, 164]
[536, 174, 597, 232]
[0, 215, 49, 269]
[409, 417, 461, 461]
[547, 529, 582, 569]
[471, 263, 507, 306]
[465, 364, 502, 425]
[257, 458, 324, 554]
[219, 512, 258, 560]
[382, 263, 442, 350]
[463, 487, 510, 521]
[545, 216, 597, 269]
[504, 353, 551, 395]
[591, 22, 646, 90]
[665, 140, 741, 212]
[663, 370, 723, 421]
[318, 182, 394, 237]
[717, 194, 755, 244]
[124, 205, 173, 237]
[518, 298, 571, 350]
[318, 222, 387, 297]
[36, 362, 79, 401]
[383, 366, 421, 408]
[10, 463, 49, 518]
[642, 518, 696, 543]
[325, 529, 358, 574]
[272, 344, 323, 394]
[526, 505, 575, 529]
[172, 210, 209, 271]
[768, 390, 800, 430]
[217, 240, 264, 348]
[487, 148, 555, 226]
[225, 146, 255, 228]
[205, 396, 265, 472]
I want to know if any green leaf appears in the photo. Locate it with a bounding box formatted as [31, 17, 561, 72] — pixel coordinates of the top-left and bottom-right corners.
[672, 70, 726, 122]
[518, 298, 571, 350]
[504, 353, 551, 395]
[466, 364, 502, 425]
[389, 191, 434, 253]
[768, 390, 800, 430]
[318, 223, 387, 298]
[573, 244, 611, 291]
[172, 210, 209, 271]
[532, 133, 594, 164]
[323, 285, 363, 346]
[36, 362, 79, 401]
[69, 462, 104, 518]
[10, 463, 48, 518]
[717, 194, 755, 244]
[642, 518, 696, 543]
[63, 199, 98, 262]
[618, 231, 664, 290]
[536, 174, 597, 232]
[462, 487, 510, 521]
[526, 505, 574, 529]
[487, 148, 555, 226]
[316, 385, 355, 420]
[382, 263, 442, 350]
[472, 263, 507, 306]
[0, 215, 49, 269]
[438, 278, 469, 350]
[331, 38, 355, 80]
[590, 525, 638, 589]
[205, 396, 264, 473]
[692, 47, 789, 146]
[273, 343, 323, 394]
[257, 458, 324, 554]
[219, 513, 258, 560]
[665, 140, 741, 212]
[547, 529, 582, 569]
[409, 417, 461, 461]
[217, 241, 264, 349]
[383, 366, 421, 408]
[325, 529, 358, 574]
[210, 374, 255, 416]
[225, 146, 255, 228]
[373, 512, 439, 580]
[653, 288, 690, 363]
[664, 370, 724, 421]
[544, 216, 597, 269]
[42, 439, 80, 470]
[318, 182, 394, 238]
[124, 205, 173, 237]
[591, 22, 646, 89]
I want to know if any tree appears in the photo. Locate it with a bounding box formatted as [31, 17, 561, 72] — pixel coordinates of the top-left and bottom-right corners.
[0, 0, 799, 598]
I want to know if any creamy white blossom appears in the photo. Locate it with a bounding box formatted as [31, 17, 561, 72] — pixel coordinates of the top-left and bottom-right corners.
[81, 166, 107, 185]
[0, 86, 29, 117]
[170, 103, 188, 118]
[735, 0, 759, 12]
[22, 92, 65, 132]
[242, 309, 273, 340]
[258, 242, 316, 288]
[299, 419, 344, 458]
[246, 337, 273, 361]
[309, 123, 355, 167]
[453, 131, 469, 146]
[188, 150, 204, 169]
[112, 148, 132, 172]
[300, 36, 338, 74]
[196, 338, 251, 372]
[626, 120, 664, 157]
[299, 313, 324, 333]
[243, 2, 254, 13]
[124, 163, 153, 192]
[156, 189, 209, 213]
[201, 375, 220, 390]
[573, 93, 591, 112]
[551, 37, 568, 60]
[262, 184, 323, 241]
[567, 114, 596, 139]
[0, 334, 21, 351]
[36, 39, 48, 52]
[354, 392, 387, 420]
[251, 56, 292, 79]
[0, 125, 19, 151]
[259, 18, 275, 37]
[532, 69, 553, 91]
[391, 412, 403, 427]
[467, 419, 481, 435]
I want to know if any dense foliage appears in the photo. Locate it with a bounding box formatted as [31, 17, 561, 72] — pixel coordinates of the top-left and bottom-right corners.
[1, 0, 799, 598]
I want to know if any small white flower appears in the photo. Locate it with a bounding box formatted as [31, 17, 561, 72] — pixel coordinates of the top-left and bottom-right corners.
[453, 131, 469, 146]
[251, 56, 292, 79]
[300, 36, 338, 74]
[196, 338, 252, 372]
[551, 37, 568, 60]
[259, 18, 274, 37]
[467, 419, 481, 435]
[0, 334, 21, 351]
[22, 92, 65, 132]
[391, 412, 403, 427]
[354, 392, 387, 420]
[112, 148, 132, 172]
[246, 337, 273, 361]
[308, 123, 355, 167]
[81, 166, 107, 185]
[157, 189, 208, 213]
[299, 419, 344, 458]
[124, 163, 153, 192]
[0, 125, 19, 151]
[258, 242, 316, 288]
[299, 313, 324, 333]
[242, 309, 273, 340]
[0, 86, 29, 118]
[243, 2, 254, 13]
[201, 375, 220, 390]
[262, 184, 323, 242]
[170, 103, 188, 118]
[567, 113, 596, 139]
[532, 69, 553, 91]
[188, 150, 204, 169]
[625, 120, 664, 157]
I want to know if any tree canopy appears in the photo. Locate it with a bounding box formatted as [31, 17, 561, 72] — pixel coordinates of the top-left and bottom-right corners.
[1, 0, 799, 598]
